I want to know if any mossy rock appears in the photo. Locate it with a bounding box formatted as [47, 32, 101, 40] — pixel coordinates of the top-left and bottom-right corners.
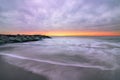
[0, 40, 5, 44]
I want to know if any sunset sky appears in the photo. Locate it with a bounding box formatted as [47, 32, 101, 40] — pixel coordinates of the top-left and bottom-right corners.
[0, 0, 120, 36]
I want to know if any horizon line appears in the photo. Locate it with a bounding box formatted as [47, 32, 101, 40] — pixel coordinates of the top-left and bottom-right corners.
[0, 33, 120, 37]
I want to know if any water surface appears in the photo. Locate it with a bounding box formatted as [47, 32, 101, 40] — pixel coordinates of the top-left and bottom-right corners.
[0, 37, 120, 80]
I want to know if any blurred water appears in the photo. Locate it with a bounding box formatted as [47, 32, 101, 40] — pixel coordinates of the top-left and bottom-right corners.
[0, 37, 120, 80]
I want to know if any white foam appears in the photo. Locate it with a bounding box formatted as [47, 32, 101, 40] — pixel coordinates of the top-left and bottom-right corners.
[1, 53, 118, 70]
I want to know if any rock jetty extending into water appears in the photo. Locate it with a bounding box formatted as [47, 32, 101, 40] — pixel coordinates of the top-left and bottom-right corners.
[0, 34, 51, 45]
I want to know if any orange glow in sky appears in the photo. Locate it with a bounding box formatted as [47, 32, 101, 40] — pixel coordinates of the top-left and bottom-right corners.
[43, 31, 120, 36]
[2, 30, 120, 36]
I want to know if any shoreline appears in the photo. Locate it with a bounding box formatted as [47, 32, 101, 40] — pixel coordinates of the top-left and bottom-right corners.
[0, 55, 48, 80]
[0, 37, 120, 80]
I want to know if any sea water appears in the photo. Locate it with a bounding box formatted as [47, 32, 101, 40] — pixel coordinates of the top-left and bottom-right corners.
[0, 37, 120, 80]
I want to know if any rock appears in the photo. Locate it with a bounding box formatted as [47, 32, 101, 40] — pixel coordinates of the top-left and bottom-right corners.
[0, 34, 51, 45]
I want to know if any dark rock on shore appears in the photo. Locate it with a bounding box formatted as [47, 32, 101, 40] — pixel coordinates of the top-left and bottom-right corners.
[0, 34, 51, 45]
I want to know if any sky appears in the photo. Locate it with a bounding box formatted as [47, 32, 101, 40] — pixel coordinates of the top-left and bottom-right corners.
[0, 0, 120, 36]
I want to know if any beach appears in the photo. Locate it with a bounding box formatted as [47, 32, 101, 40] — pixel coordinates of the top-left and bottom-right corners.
[0, 0, 120, 79]
[0, 55, 48, 80]
[0, 53, 120, 80]
[0, 37, 120, 80]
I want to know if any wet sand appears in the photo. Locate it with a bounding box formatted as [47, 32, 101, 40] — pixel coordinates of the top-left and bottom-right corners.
[0, 41, 120, 80]
[0, 55, 48, 80]
[4, 55, 120, 80]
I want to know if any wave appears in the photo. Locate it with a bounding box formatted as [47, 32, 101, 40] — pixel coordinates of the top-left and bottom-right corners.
[0, 37, 119, 80]
[0, 53, 118, 71]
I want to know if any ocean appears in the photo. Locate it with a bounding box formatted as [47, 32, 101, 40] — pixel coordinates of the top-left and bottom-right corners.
[0, 36, 120, 80]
